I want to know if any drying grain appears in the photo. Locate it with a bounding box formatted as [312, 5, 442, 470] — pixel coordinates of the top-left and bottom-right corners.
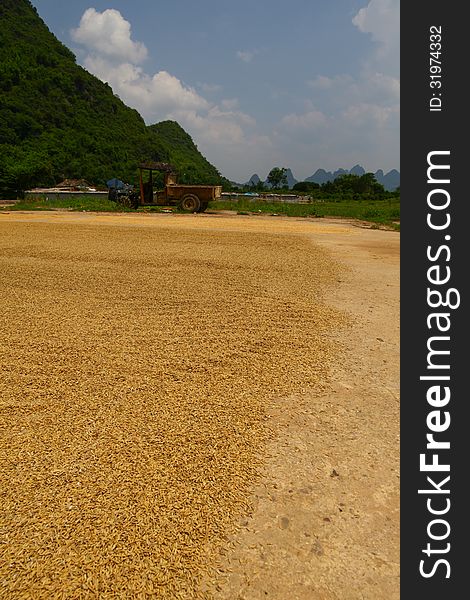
[0, 213, 346, 598]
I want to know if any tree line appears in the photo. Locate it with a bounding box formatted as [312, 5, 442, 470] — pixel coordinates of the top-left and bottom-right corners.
[240, 167, 399, 200]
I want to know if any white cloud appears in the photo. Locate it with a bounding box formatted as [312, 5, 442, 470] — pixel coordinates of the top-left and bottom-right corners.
[367, 72, 400, 101]
[307, 71, 399, 106]
[341, 102, 398, 128]
[83, 56, 210, 120]
[83, 52, 253, 140]
[220, 98, 239, 110]
[71, 8, 147, 64]
[236, 50, 256, 63]
[352, 0, 399, 76]
[169, 105, 256, 146]
[353, 0, 399, 48]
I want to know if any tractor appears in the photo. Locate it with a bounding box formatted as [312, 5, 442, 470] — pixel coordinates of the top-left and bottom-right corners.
[108, 162, 222, 212]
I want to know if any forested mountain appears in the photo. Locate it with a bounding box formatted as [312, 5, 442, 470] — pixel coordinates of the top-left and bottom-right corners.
[0, 0, 224, 195]
[148, 122, 222, 185]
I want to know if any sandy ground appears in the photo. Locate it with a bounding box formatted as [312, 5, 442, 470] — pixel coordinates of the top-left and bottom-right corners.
[0, 211, 399, 599]
[206, 220, 400, 599]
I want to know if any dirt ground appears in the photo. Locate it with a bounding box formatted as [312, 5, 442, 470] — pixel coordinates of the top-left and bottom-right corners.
[0, 211, 399, 599]
[206, 219, 400, 599]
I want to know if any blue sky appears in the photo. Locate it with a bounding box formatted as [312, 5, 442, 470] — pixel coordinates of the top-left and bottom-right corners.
[31, 0, 399, 182]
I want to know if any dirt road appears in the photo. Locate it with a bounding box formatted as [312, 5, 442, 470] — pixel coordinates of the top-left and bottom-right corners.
[0, 211, 399, 599]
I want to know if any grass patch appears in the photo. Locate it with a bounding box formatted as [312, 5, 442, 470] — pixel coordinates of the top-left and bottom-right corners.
[3, 194, 131, 212]
[211, 197, 400, 229]
[3, 195, 174, 214]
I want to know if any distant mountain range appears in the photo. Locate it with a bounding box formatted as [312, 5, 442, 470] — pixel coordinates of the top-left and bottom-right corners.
[241, 165, 400, 191]
[306, 165, 400, 191]
[373, 169, 400, 191]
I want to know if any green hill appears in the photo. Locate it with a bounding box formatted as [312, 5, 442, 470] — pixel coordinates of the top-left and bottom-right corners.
[0, 0, 224, 196]
[149, 121, 223, 185]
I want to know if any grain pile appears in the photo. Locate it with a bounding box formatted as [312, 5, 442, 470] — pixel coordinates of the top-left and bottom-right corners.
[0, 214, 345, 598]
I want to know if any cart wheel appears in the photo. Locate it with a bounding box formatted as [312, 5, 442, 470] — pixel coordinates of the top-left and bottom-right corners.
[198, 201, 209, 213]
[119, 195, 131, 208]
[129, 193, 140, 209]
[178, 194, 201, 213]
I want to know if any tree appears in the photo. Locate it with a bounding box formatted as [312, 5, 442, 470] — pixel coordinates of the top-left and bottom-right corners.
[267, 167, 288, 189]
[329, 173, 385, 196]
[293, 181, 320, 192]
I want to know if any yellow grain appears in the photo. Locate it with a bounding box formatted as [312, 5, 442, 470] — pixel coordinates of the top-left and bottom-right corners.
[0, 214, 346, 598]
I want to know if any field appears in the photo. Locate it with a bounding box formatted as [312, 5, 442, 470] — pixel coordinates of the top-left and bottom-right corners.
[211, 197, 400, 229]
[0, 211, 399, 599]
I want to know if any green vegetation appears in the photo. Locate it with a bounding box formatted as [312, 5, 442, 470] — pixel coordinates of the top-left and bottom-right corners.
[316, 172, 387, 196]
[266, 167, 288, 189]
[292, 172, 391, 198]
[211, 197, 400, 229]
[0, 0, 225, 197]
[149, 122, 226, 186]
[232, 173, 400, 227]
[5, 194, 133, 212]
[292, 181, 321, 192]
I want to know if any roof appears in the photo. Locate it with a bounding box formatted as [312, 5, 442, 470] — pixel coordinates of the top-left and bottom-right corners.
[56, 178, 91, 189]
